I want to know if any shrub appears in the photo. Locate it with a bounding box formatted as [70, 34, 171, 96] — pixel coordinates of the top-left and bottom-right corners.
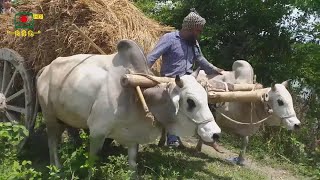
[0, 122, 42, 180]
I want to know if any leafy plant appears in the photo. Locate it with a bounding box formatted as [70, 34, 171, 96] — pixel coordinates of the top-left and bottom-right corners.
[0, 122, 42, 180]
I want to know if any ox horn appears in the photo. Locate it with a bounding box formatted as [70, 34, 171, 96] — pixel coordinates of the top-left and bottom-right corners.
[191, 67, 201, 78]
[271, 82, 276, 91]
[281, 80, 290, 88]
[175, 75, 184, 88]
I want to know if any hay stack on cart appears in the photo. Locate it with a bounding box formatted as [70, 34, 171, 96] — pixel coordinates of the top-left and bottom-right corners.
[0, 0, 172, 139]
[0, 0, 172, 73]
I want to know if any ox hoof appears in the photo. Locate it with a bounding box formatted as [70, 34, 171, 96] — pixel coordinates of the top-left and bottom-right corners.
[158, 140, 166, 147]
[226, 157, 245, 166]
[196, 144, 202, 152]
[130, 171, 139, 180]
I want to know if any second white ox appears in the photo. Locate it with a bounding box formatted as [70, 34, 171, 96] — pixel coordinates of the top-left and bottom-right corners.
[196, 60, 301, 165]
[36, 39, 221, 171]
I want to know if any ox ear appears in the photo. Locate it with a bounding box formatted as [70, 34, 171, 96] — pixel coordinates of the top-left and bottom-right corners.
[281, 80, 290, 88]
[191, 67, 201, 78]
[171, 93, 180, 115]
[168, 83, 180, 115]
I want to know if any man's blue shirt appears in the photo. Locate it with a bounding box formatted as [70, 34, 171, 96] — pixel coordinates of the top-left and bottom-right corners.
[147, 31, 218, 77]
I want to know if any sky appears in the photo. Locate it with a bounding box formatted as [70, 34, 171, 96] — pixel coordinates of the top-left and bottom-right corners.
[281, 7, 320, 43]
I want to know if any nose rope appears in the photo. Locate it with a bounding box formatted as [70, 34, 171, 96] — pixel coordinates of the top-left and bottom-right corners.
[250, 85, 255, 132]
[179, 108, 213, 125]
[223, 82, 229, 92]
[280, 114, 296, 119]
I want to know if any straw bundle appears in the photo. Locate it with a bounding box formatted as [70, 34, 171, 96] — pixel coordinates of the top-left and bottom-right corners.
[0, 0, 173, 73]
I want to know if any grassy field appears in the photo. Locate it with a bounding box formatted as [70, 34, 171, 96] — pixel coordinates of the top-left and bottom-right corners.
[0, 118, 311, 180]
[14, 124, 307, 180]
[21, 135, 266, 179]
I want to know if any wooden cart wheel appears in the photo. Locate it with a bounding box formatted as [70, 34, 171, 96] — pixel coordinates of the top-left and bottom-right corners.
[0, 48, 37, 148]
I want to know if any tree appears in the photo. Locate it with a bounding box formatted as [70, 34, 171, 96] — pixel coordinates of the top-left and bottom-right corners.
[135, 0, 320, 175]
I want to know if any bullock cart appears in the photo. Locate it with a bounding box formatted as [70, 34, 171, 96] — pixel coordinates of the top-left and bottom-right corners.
[0, 2, 264, 150]
[0, 47, 267, 147]
[0, 25, 266, 150]
[0, 48, 38, 134]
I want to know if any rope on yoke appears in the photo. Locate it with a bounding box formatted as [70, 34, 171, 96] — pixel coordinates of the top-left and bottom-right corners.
[250, 84, 255, 130]
[211, 82, 272, 126]
[130, 72, 162, 84]
[214, 108, 272, 125]
[126, 69, 158, 126]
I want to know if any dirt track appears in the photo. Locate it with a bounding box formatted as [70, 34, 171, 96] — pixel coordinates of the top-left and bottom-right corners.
[182, 137, 309, 180]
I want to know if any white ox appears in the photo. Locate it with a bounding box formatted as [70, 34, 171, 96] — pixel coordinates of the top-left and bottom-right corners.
[195, 60, 301, 165]
[36, 40, 221, 172]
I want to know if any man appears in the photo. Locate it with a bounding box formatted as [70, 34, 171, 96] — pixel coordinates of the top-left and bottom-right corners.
[147, 9, 224, 148]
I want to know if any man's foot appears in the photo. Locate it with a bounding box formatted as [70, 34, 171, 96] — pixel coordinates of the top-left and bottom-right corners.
[226, 157, 245, 166]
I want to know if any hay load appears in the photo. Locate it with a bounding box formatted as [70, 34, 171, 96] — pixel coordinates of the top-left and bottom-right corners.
[0, 0, 173, 73]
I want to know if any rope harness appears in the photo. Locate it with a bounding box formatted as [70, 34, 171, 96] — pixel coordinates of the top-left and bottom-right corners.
[208, 82, 273, 126]
[129, 72, 162, 84]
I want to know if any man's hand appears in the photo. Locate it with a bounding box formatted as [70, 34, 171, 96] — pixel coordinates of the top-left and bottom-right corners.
[215, 68, 224, 75]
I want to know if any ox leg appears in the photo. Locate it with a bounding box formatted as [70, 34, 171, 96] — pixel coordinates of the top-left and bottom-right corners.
[196, 139, 203, 152]
[158, 128, 166, 147]
[88, 133, 105, 165]
[46, 118, 65, 168]
[177, 137, 185, 149]
[237, 136, 249, 166]
[88, 132, 105, 178]
[128, 144, 139, 178]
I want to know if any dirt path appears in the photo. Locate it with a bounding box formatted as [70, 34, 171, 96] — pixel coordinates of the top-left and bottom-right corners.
[182, 138, 308, 180]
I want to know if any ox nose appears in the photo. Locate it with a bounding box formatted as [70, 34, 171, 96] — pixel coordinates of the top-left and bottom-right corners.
[212, 133, 220, 141]
[294, 124, 300, 130]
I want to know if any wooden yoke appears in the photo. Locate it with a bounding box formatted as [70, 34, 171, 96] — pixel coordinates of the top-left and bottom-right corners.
[121, 74, 268, 103]
[208, 88, 269, 103]
[72, 24, 155, 124]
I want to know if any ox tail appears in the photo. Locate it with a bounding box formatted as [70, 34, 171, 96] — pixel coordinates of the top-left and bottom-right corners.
[36, 66, 46, 81]
[34, 66, 46, 115]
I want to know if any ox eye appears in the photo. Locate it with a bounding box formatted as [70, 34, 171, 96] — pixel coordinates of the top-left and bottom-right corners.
[277, 99, 284, 106]
[187, 98, 196, 111]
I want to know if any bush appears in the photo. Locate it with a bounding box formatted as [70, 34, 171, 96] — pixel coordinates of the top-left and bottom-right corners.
[0, 122, 42, 180]
[45, 129, 133, 180]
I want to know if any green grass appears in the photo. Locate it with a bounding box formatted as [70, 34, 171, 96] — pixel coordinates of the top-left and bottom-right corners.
[4, 117, 305, 180]
[10, 116, 269, 179]
[19, 127, 267, 180]
[219, 133, 318, 179]
[2, 116, 315, 179]
[138, 145, 267, 179]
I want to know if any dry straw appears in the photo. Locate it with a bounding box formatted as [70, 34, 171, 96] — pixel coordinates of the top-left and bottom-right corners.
[0, 0, 173, 73]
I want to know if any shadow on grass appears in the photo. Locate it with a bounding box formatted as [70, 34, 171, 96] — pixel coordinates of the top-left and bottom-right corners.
[138, 144, 232, 179]
[19, 125, 50, 172]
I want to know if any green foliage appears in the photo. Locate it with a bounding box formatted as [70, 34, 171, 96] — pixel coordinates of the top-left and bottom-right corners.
[0, 122, 42, 180]
[96, 155, 133, 180]
[135, 0, 296, 84]
[43, 130, 133, 180]
[292, 0, 320, 14]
